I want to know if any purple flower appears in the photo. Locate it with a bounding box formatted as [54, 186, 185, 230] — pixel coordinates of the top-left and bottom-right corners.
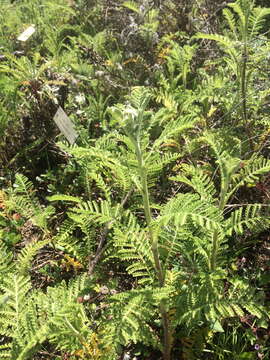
[254, 344, 260, 351]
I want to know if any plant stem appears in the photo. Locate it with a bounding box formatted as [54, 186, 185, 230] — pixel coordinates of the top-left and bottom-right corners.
[134, 139, 172, 360]
[210, 178, 229, 271]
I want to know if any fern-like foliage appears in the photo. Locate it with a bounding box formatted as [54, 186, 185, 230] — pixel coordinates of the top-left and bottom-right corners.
[194, 0, 270, 139]
[47, 87, 270, 359]
[100, 287, 172, 358]
[195, 0, 270, 50]
[16, 239, 50, 276]
[225, 203, 270, 235]
[229, 155, 270, 199]
[156, 130, 270, 332]
[0, 274, 39, 359]
[6, 174, 55, 233]
[0, 241, 14, 281]
[52, 218, 83, 260]
[0, 272, 97, 360]
[171, 164, 216, 202]
[158, 193, 222, 231]
[113, 221, 155, 284]
[173, 272, 267, 331]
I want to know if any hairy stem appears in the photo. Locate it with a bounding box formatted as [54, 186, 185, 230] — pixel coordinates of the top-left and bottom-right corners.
[210, 178, 229, 271]
[134, 139, 172, 360]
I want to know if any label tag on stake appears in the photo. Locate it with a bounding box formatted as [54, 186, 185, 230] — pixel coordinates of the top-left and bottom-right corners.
[53, 107, 78, 145]
[17, 25, 36, 42]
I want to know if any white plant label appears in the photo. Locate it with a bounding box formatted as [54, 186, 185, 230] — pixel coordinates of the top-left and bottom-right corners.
[53, 107, 78, 145]
[17, 25, 36, 42]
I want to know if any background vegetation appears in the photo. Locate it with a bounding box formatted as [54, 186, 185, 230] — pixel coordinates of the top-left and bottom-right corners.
[0, 0, 270, 359]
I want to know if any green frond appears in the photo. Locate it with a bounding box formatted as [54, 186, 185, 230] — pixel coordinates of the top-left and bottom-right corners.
[146, 152, 180, 187]
[6, 174, 54, 232]
[51, 199, 126, 262]
[128, 86, 152, 113]
[194, 33, 238, 61]
[113, 227, 155, 284]
[0, 343, 11, 359]
[175, 272, 250, 328]
[66, 145, 115, 165]
[67, 273, 91, 300]
[12, 173, 34, 195]
[223, 8, 238, 39]
[249, 7, 270, 37]
[163, 42, 197, 88]
[198, 130, 242, 163]
[198, 132, 243, 199]
[153, 115, 198, 148]
[122, 1, 140, 13]
[160, 226, 212, 273]
[160, 227, 183, 266]
[0, 274, 31, 337]
[0, 241, 14, 280]
[11, 299, 48, 360]
[30, 278, 92, 354]
[16, 239, 50, 275]
[158, 193, 222, 232]
[47, 194, 81, 203]
[101, 288, 161, 353]
[66, 145, 133, 192]
[243, 303, 265, 319]
[228, 2, 247, 36]
[229, 156, 270, 197]
[87, 172, 112, 202]
[69, 199, 121, 226]
[113, 132, 136, 152]
[48, 303, 91, 352]
[171, 164, 216, 202]
[52, 218, 82, 257]
[192, 235, 213, 268]
[225, 203, 270, 235]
